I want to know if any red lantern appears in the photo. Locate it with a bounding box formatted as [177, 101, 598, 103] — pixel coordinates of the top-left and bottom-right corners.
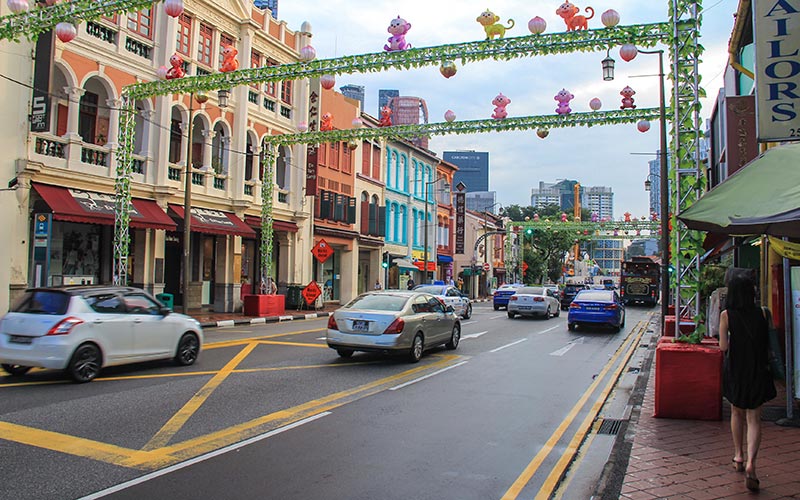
[601, 9, 620, 27]
[589, 98, 602, 111]
[619, 44, 638, 62]
[7, 0, 30, 14]
[637, 120, 651, 133]
[320, 74, 336, 90]
[299, 45, 316, 62]
[55, 22, 77, 43]
[528, 16, 546, 34]
[163, 0, 184, 18]
[444, 110, 456, 122]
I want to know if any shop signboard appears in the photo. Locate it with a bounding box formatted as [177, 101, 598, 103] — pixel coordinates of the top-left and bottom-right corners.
[306, 85, 320, 192]
[32, 213, 51, 288]
[30, 32, 53, 133]
[455, 191, 465, 254]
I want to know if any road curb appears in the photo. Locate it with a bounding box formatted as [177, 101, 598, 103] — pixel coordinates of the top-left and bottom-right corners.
[201, 311, 332, 329]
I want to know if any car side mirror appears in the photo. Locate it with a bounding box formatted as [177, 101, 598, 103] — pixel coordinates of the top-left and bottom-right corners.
[159, 307, 172, 316]
[446, 305, 455, 313]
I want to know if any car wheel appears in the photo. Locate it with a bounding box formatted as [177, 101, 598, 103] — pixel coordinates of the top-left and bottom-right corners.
[507, 311, 515, 319]
[545, 306, 552, 319]
[175, 333, 200, 366]
[409, 334, 424, 363]
[620, 312, 626, 328]
[555, 307, 560, 317]
[493, 304, 499, 311]
[446, 324, 460, 350]
[67, 344, 101, 383]
[568, 323, 576, 331]
[462, 304, 472, 320]
[336, 349, 354, 358]
[1, 364, 32, 376]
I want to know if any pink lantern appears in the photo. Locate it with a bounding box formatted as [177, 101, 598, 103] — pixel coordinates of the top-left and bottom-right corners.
[351, 117, 363, 128]
[439, 61, 457, 79]
[601, 9, 620, 28]
[320, 74, 336, 90]
[55, 22, 77, 43]
[163, 0, 184, 18]
[156, 65, 169, 80]
[7, 0, 30, 14]
[637, 120, 651, 133]
[589, 97, 602, 111]
[299, 45, 316, 62]
[296, 121, 308, 133]
[619, 44, 638, 62]
[528, 16, 546, 34]
[444, 110, 456, 122]
[536, 128, 549, 139]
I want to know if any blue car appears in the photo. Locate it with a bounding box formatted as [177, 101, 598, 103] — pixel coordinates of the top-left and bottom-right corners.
[567, 289, 626, 332]
[492, 283, 524, 310]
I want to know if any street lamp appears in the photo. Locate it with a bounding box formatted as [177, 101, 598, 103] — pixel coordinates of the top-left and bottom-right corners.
[482, 202, 502, 294]
[423, 177, 449, 284]
[601, 48, 615, 81]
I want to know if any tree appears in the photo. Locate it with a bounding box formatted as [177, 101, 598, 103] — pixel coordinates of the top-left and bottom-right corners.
[522, 228, 590, 283]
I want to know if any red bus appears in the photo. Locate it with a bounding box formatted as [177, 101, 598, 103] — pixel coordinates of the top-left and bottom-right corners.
[620, 256, 660, 307]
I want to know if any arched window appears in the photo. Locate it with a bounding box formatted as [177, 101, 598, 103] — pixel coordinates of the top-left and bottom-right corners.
[399, 205, 407, 244]
[276, 145, 290, 189]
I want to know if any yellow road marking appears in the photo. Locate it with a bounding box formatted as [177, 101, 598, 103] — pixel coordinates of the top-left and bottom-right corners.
[142, 342, 258, 451]
[535, 322, 646, 499]
[501, 322, 643, 499]
[205, 328, 326, 349]
[257, 340, 327, 348]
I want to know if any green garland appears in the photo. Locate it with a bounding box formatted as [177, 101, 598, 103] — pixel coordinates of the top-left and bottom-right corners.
[112, 96, 136, 285]
[0, 0, 161, 42]
[260, 146, 276, 293]
[125, 23, 670, 99]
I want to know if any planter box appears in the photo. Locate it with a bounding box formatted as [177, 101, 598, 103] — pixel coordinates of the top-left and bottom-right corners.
[243, 294, 285, 317]
[663, 315, 696, 337]
[654, 340, 723, 420]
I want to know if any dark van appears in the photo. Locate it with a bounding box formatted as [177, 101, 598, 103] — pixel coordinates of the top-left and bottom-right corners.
[560, 283, 586, 310]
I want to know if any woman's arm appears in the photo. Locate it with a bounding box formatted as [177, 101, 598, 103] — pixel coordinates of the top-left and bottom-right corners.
[719, 309, 729, 352]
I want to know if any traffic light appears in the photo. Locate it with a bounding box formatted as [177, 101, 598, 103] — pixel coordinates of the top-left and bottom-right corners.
[382, 251, 389, 268]
[668, 264, 675, 275]
[526, 228, 533, 235]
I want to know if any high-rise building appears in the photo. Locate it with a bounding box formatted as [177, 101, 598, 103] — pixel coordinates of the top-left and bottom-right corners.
[253, 0, 278, 18]
[465, 192, 498, 213]
[583, 186, 614, 220]
[647, 151, 662, 218]
[444, 151, 489, 192]
[387, 95, 430, 148]
[531, 180, 614, 219]
[378, 89, 399, 115]
[340, 84, 365, 111]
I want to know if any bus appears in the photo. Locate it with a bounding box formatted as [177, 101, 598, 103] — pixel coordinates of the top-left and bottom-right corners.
[620, 256, 660, 307]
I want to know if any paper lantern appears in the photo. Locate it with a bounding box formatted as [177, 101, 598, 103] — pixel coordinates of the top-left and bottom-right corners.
[320, 74, 336, 90]
[156, 65, 169, 80]
[163, 0, 184, 18]
[601, 9, 620, 27]
[589, 97, 602, 111]
[299, 45, 316, 62]
[536, 128, 549, 139]
[55, 22, 77, 43]
[7, 0, 29, 14]
[194, 92, 209, 104]
[528, 16, 546, 34]
[439, 61, 457, 79]
[637, 120, 651, 133]
[351, 117, 363, 128]
[296, 121, 308, 132]
[444, 110, 456, 122]
[619, 44, 638, 62]
[347, 139, 359, 151]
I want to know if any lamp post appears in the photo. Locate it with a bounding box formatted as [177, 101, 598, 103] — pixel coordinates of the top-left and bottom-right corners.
[423, 177, 449, 284]
[483, 202, 502, 294]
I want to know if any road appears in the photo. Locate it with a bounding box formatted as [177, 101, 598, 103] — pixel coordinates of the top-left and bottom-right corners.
[0, 302, 657, 500]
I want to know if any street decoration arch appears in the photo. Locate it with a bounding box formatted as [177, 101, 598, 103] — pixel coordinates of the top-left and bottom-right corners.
[1, 1, 705, 319]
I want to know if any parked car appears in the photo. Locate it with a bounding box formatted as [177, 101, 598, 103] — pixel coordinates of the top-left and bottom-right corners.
[0, 286, 203, 383]
[506, 286, 561, 319]
[567, 289, 626, 332]
[326, 291, 461, 362]
[560, 283, 587, 310]
[493, 283, 524, 310]
[413, 284, 472, 319]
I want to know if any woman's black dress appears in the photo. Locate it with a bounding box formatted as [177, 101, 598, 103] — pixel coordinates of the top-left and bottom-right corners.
[723, 307, 777, 409]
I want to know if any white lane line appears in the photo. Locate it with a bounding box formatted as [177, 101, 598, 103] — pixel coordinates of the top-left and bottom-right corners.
[316, 337, 326, 340]
[550, 337, 585, 356]
[490, 338, 527, 353]
[462, 331, 488, 339]
[538, 325, 560, 335]
[78, 412, 331, 500]
[389, 361, 468, 391]
[489, 314, 507, 320]
[461, 320, 477, 326]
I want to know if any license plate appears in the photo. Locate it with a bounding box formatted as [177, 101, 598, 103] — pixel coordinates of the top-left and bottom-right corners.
[518, 306, 531, 310]
[585, 307, 601, 311]
[351, 320, 369, 332]
[9, 335, 33, 344]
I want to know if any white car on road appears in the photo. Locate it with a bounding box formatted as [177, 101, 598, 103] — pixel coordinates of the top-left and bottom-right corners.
[412, 284, 472, 319]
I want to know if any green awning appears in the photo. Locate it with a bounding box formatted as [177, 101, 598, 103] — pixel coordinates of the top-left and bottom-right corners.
[679, 143, 800, 238]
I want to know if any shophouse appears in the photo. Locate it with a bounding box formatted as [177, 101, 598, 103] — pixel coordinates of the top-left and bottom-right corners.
[452, 209, 501, 299]
[434, 161, 457, 284]
[6, 2, 313, 313]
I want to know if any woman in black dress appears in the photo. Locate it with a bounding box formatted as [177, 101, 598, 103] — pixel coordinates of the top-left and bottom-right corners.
[718, 276, 776, 491]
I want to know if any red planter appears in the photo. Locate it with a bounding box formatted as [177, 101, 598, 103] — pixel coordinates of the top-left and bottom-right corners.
[654, 340, 723, 420]
[663, 315, 696, 337]
[243, 294, 285, 317]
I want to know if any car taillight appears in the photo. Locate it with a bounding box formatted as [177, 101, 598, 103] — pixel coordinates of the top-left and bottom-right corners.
[604, 304, 618, 310]
[533, 297, 544, 302]
[327, 315, 338, 330]
[509, 296, 518, 301]
[383, 318, 405, 334]
[569, 302, 580, 309]
[46, 317, 83, 336]
[493, 291, 499, 297]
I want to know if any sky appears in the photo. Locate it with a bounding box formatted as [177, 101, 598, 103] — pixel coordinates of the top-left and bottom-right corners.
[278, 0, 739, 219]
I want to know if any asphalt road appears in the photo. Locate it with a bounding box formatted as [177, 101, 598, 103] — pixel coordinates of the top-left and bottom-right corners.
[0, 302, 656, 500]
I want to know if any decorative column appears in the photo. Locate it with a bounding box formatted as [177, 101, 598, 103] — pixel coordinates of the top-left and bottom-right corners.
[138, 109, 156, 157]
[179, 120, 190, 166]
[63, 86, 84, 141]
[105, 98, 121, 148]
[220, 135, 231, 175]
[201, 129, 215, 171]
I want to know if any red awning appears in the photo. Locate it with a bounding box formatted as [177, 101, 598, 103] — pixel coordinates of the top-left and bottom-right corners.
[244, 215, 299, 233]
[413, 261, 437, 272]
[32, 183, 176, 231]
[169, 204, 255, 237]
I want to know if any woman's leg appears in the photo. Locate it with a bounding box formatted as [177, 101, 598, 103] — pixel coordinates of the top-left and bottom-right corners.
[745, 406, 763, 478]
[730, 405, 745, 463]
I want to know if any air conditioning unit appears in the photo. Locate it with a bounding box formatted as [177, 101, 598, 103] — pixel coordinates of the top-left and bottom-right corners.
[62, 276, 95, 286]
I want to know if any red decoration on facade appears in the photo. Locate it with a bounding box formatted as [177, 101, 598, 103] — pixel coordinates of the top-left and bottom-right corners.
[302, 281, 322, 305]
[312, 238, 334, 263]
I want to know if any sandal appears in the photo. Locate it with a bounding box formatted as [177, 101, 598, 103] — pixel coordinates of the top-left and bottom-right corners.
[745, 474, 760, 492]
[732, 459, 745, 472]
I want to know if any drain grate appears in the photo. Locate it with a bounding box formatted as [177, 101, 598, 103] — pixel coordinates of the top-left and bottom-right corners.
[597, 418, 624, 435]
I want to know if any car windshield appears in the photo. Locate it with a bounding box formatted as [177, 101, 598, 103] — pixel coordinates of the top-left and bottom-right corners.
[344, 294, 408, 311]
[11, 290, 70, 315]
[576, 291, 613, 302]
[517, 287, 543, 295]
[564, 285, 583, 293]
[499, 284, 521, 291]
[414, 285, 446, 295]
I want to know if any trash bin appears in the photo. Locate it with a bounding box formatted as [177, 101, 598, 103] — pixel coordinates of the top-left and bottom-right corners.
[156, 293, 174, 311]
[285, 285, 303, 310]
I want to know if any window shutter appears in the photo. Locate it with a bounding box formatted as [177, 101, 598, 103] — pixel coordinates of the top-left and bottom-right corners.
[368, 203, 377, 235]
[378, 205, 386, 237]
[319, 190, 332, 220]
[333, 193, 344, 222]
[360, 200, 370, 233]
[347, 196, 356, 224]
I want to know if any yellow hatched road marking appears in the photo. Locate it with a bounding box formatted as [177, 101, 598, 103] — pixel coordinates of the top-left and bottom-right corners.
[257, 340, 327, 348]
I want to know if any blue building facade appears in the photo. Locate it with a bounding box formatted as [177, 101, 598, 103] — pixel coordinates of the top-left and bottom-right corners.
[443, 151, 489, 192]
[253, 0, 278, 18]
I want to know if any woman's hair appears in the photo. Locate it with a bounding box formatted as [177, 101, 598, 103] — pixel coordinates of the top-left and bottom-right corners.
[725, 276, 756, 310]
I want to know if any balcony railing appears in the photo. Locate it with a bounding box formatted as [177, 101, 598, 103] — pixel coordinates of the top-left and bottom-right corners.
[124, 36, 152, 60]
[168, 164, 182, 181]
[213, 176, 226, 190]
[34, 136, 67, 158]
[85, 22, 117, 44]
[191, 171, 205, 186]
[131, 154, 145, 174]
[81, 145, 108, 166]
[248, 91, 259, 104]
[244, 182, 254, 196]
[263, 99, 276, 112]
[277, 191, 288, 203]
[280, 106, 292, 119]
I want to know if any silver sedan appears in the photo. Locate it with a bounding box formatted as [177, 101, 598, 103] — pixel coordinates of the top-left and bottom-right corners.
[507, 286, 561, 319]
[412, 284, 472, 319]
[326, 291, 461, 362]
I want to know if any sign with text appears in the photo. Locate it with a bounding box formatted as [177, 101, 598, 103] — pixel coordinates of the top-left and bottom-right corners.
[302, 281, 322, 305]
[311, 238, 334, 263]
[454, 192, 465, 254]
[30, 31, 54, 133]
[725, 96, 758, 174]
[753, 0, 800, 142]
[306, 86, 321, 192]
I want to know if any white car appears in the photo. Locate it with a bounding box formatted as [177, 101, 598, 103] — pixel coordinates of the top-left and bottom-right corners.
[0, 286, 204, 383]
[507, 286, 561, 319]
[412, 284, 472, 319]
